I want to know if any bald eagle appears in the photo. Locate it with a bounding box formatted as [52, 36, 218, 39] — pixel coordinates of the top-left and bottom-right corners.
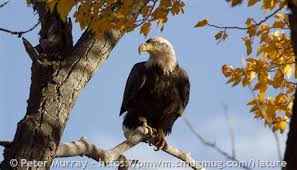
[120, 36, 190, 150]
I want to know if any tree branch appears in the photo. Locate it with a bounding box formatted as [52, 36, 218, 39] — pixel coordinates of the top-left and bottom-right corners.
[206, 7, 283, 31]
[221, 102, 236, 158]
[182, 116, 251, 170]
[0, 0, 9, 8]
[0, 21, 40, 37]
[273, 132, 282, 161]
[56, 127, 205, 170]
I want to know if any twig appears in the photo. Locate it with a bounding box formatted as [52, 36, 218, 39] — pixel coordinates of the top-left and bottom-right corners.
[56, 126, 205, 170]
[182, 116, 251, 170]
[207, 7, 283, 31]
[134, 0, 157, 28]
[221, 102, 236, 158]
[0, 0, 9, 8]
[273, 132, 283, 160]
[0, 21, 40, 37]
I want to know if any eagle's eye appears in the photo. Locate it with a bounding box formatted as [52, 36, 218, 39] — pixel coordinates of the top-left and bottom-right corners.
[152, 41, 159, 45]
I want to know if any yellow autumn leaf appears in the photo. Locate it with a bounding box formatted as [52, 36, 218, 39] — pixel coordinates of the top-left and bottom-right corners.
[157, 17, 168, 26]
[247, 98, 258, 106]
[275, 93, 287, 105]
[222, 65, 234, 77]
[250, 105, 258, 112]
[171, 1, 185, 15]
[273, 117, 287, 133]
[272, 70, 284, 88]
[260, 31, 269, 43]
[215, 32, 223, 40]
[279, 120, 287, 133]
[283, 64, 293, 79]
[141, 6, 152, 18]
[275, 13, 284, 19]
[243, 37, 252, 55]
[261, 0, 277, 10]
[229, 0, 243, 6]
[272, 20, 286, 28]
[57, 0, 77, 17]
[194, 19, 208, 28]
[254, 111, 263, 119]
[286, 84, 295, 94]
[256, 24, 270, 36]
[140, 22, 151, 36]
[248, 0, 260, 7]
[259, 91, 265, 101]
[242, 71, 256, 86]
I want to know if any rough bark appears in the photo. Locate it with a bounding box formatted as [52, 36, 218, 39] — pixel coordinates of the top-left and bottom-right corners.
[284, 1, 297, 170]
[0, 1, 148, 169]
[55, 127, 205, 170]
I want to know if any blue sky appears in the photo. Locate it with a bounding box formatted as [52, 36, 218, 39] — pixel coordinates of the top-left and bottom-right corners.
[0, 1, 289, 170]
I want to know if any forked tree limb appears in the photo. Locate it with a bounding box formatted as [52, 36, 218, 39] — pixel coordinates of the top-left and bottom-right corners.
[56, 127, 205, 170]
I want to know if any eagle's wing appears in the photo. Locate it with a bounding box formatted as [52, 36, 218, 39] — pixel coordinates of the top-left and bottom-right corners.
[120, 62, 147, 116]
[177, 68, 190, 115]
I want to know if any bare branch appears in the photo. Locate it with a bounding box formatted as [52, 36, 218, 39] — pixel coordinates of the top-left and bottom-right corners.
[0, 0, 9, 8]
[134, 0, 157, 28]
[56, 127, 205, 170]
[0, 21, 40, 37]
[182, 116, 251, 170]
[207, 7, 283, 31]
[273, 132, 283, 160]
[221, 102, 236, 158]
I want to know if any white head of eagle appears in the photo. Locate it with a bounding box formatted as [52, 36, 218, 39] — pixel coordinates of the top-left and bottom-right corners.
[120, 36, 190, 150]
[138, 36, 177, 74]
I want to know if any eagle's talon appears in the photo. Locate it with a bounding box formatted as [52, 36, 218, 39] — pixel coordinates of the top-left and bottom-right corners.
[139, 117, 157, 138]
[138, 118, 168, 150]
[154, 137, 167, 151]
[151, 129, 168, 151]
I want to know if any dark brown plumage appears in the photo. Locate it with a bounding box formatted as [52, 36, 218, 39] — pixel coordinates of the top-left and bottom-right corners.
[120, 62, 190, 135]
[119, 36, 190, 143]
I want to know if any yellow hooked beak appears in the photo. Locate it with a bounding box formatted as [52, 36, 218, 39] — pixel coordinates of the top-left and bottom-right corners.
[138, 42, 153, 54]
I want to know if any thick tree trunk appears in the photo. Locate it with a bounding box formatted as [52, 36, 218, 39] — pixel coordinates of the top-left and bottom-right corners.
[284, 1, 297, 170]
[1, 30, 123, 170]
[0, 1, 147, 169]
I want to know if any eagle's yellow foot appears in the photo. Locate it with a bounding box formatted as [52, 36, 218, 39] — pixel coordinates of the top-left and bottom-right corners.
[152, 129, 168, 151]
[139, 117, 157, 138]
